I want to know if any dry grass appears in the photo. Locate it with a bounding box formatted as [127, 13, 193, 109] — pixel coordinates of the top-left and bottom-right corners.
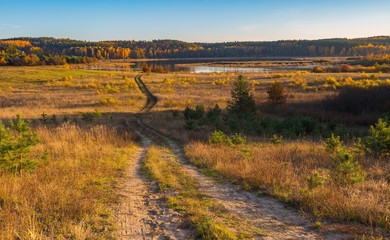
[185, 141, 390, 231]
[141, 70, 390, 128]
[2, 61, 390, 237]
[0, 123, 138, 239]
[0, 65, 145, 119]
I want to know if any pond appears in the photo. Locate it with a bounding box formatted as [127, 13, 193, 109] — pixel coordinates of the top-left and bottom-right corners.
[87, 59, 314, 73]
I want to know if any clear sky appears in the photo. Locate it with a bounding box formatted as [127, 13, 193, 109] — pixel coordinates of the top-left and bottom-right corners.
[0, 0, 389, 42]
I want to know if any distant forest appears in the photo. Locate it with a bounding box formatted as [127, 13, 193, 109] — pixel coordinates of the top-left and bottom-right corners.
[1, 36, 390, 65]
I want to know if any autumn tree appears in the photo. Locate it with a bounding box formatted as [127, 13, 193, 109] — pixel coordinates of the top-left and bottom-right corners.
[266, 81, 288, 104]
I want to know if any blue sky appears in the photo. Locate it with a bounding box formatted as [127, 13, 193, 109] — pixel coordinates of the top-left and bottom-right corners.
[0, 0, 389, 42]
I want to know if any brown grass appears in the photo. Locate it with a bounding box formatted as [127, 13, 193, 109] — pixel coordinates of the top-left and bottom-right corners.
[0, 123, 138, 239]
[141, 70, 390, 127]
[185, 141, 390, 230]
[0, 65, 145, 119]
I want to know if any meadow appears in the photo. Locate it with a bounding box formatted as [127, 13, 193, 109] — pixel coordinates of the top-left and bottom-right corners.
[0, 65, 145, 119]
[141, 64, 390, 234]
[0, 65, 143, 238]
[0, 59, 389, 238]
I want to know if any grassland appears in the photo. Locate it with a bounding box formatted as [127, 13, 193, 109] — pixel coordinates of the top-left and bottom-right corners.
[0, 122, 139, 239]
[185, 141, 390, 231]
[0, 60, 389, 238]
[140, 67, 390, 234]
[0, 65, 144, 238]
[0, 65, 145, 119]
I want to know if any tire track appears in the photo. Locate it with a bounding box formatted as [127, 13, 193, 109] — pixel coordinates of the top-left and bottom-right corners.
[114, 128, 194, 240]
[114, 73, 193, 240]
[134, 74, 157, 113]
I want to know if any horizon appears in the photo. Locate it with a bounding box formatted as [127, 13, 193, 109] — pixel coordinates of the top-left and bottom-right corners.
[3, 35, 390, 44]
[1, 0, 390, 42]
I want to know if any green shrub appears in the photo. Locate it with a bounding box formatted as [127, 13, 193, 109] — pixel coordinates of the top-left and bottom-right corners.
[208, 131, 232, 146]
[332, 147, 365, 185]
[50, 114, 57, 124]
[239, 147, 253, 160]
[361, 118, 390, 158]
[307, 170, 328, 188]
[270, 134, 284, 145]
[81, 113, 94, 122]
[281, 116, 320, 137]
[93, 109, 103, 118]
[231, 133, 246, 145]
[184, 119, 197, 130]
[206, 104, 222, 123]
[40, 111, 48, 124]
[256, 116, 324, 138]
[184, 105, 205, 120]
[0, 115, 41, 174]
[324, 133, 342, 153]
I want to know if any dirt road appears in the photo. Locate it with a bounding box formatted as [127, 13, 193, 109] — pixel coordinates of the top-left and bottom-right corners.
[115, 75, 355, 239]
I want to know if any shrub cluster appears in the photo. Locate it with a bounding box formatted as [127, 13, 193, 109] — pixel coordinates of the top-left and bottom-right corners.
[184, 104, 222, 130]
[323, 86, 390, 115]
[208, 130, 246, 146]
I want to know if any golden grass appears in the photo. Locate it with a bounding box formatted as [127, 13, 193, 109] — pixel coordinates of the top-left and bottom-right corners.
[0, 123, 138, 239]
[139, 70, 390, 127]
[140, 71, 390, 110]
[2, 62, 390, 237]
[0, 66, 145, 119]
[185, 141, 390, 230]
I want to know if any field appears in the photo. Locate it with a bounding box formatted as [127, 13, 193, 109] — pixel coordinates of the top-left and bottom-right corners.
[0, 59, 389, 239]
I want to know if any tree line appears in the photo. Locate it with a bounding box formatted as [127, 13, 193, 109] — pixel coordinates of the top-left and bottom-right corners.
[1, 36, 390, 66]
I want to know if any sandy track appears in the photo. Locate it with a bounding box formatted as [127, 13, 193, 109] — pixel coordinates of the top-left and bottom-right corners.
[114, 130, 194, 239]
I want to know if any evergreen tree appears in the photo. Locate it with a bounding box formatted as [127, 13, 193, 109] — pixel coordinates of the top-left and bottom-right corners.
[227, 75, 256, 117]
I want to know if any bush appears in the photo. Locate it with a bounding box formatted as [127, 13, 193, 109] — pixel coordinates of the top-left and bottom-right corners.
[0, 115, 40, 174]
[312, 66, 325, 73]
[100, 96, 120, 105]
[361, 118, 390, 158]
[307, 170, 328, 188]
[81, 113, 94, 122]
[324, 133, 342, 153]
[184, 119, 197, 130]
[281, 116, 320, 137]
[331, 147, 365, 185]
[184, 105, 205, 120]
[323, 135, 365, 185]
[267, 81, 288, 104]
[270, 134, 284, 145]
[230, 133, 246, 145]
[206, 104, 222, 123]
[323, 86, 390, 115]
[208, 131, 232, 146]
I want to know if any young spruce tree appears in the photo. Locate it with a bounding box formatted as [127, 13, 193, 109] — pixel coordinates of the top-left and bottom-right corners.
[226, 75, 256, 131]
[227, 75, 256, 117]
